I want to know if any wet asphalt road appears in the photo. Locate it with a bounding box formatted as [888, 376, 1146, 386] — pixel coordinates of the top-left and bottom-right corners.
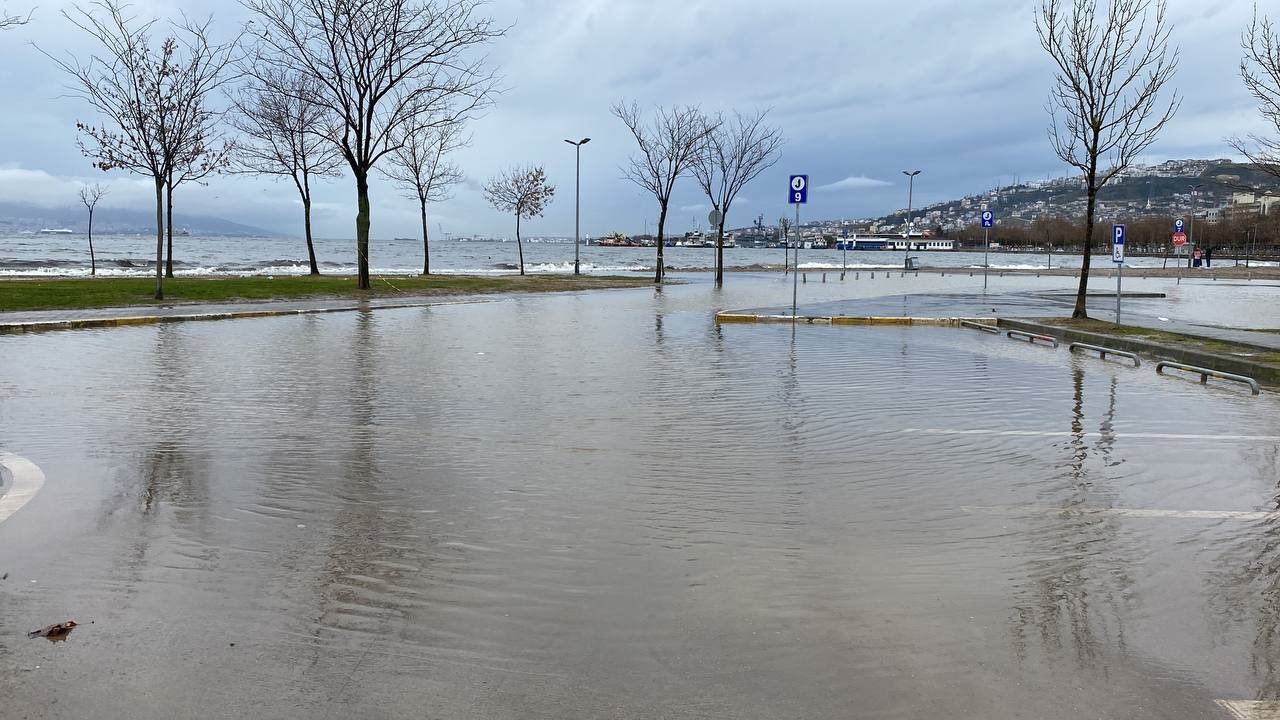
[1, 273, 1279, 719]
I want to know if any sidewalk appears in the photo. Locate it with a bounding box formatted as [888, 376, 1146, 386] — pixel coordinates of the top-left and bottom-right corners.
[0, 294, 491, 333]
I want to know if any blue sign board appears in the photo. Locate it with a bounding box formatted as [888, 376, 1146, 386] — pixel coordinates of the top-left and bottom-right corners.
[789, 175, 808, 204]
[981, 210, 994, 228]
[1112, 223, 1126, 263]
[1174, 218, 1185, 233]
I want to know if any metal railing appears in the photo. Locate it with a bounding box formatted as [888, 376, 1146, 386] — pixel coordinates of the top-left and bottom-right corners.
[1007, 330, 1060, 348]
[960, 320, 999, 334]
[1067, 342, 1141, 367]
[1155, 360, 1261, 395]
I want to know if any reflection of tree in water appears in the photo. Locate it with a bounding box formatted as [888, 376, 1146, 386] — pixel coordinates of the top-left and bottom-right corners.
[1009, 366, 1136, 671]
[309, 311, 418, 646]
[1206, 440, 1280, 699]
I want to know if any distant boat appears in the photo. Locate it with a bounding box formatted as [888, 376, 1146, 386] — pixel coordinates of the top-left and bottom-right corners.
[178, 228, 191, 237]
[393, 236, 416, 241]
[38, 228, 74, 235]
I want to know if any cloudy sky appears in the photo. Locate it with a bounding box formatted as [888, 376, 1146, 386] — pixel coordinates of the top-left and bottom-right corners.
[0, 0, 1268, 239]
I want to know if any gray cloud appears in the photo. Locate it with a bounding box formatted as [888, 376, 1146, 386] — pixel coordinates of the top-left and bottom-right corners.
[0, 0, 1269, 241]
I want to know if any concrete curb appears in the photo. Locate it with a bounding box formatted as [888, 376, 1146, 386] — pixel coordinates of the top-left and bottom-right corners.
[0, 299, 486, 335]
[999, 318, 1280, 387]
[715, 313, 987, 326]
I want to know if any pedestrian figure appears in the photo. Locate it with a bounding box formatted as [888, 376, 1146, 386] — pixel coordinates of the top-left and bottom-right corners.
[1205, 247, 1212, 268]
[1193, 247, 1203, 267]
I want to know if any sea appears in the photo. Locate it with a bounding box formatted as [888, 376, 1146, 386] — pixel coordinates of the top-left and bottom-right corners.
[0, 232, 1264, 277]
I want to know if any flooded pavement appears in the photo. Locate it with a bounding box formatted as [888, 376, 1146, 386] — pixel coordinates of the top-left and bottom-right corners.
[2, 272, 1279, 719]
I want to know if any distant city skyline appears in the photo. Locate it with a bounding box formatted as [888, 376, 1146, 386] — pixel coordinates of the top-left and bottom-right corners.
[0, 0, 1268, 240]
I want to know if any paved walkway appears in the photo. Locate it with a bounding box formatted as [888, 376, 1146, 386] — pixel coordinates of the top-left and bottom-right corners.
[750, 290, 1280, 353]
[0, 294, 493, 333]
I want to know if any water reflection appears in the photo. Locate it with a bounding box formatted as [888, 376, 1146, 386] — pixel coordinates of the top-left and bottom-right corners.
[1009, 363, 1135, 670]
[1209, 440, 1280, 699]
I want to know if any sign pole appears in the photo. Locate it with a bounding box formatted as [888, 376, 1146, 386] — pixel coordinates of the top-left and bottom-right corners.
[1112, 223, 1126, 325]
[792, 202, 799, 321]
[788, 175, 808, 321]
[983, 226, 989, 291]
[980, 208, 994, 291]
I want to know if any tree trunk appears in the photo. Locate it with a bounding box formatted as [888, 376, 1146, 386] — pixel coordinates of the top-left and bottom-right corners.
[165, 175, 175, 279]
[153, 177, 165, 300]
[1073, 183, 1098, 319]
[355, 171, 371, 290]
[714, 216, 726, 287]
[87, 207, 96, 276]
[516, 213, 524, 276]
[420, 198, 430, 275]
[302, 175, 319, 276]
[655, 203, 668, 284]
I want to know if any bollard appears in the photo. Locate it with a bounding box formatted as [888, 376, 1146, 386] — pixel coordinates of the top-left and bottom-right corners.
[803, 273, 807, 283]
[915, 272, 919, 277]
[822, 273, 826, 282]
[856, 272, 859, 279]
[871, 272, 875, 279]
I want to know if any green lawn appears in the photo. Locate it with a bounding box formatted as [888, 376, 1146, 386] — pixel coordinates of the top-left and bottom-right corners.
[0, 274, 654, 312]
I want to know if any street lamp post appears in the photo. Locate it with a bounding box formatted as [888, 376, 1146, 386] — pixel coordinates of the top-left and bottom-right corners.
[564, 137, 591, 275]
[902, 170, 921, 266]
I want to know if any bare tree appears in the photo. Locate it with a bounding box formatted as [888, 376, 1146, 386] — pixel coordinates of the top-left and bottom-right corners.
[613, 101, 714, 283]
[231, 71, 342, 275]
[482, 165, 554, 276]
[47, 1, 239, 299]
[78, 183, 108, 276]
[692, 109, 783, 287]
[1, 5, 31, 29]
[243, 0, 504, 290]
[1037, 0, 1179, 319]
[381, 118, 467, 275]
[1232, 9, 1280, 181]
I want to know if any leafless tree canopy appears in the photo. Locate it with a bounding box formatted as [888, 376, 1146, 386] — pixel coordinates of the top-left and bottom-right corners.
[243, 0, 504, 288]
[79, 182, 108, 210]
[612, 101, 714, 282]
[382, 119, 467, 206]
[1232, 9, 1280, 180]
[233, 70, 343, 190]
[1036, 0, 1179, 318]
[692, 109, 783, 285]
[1, 5, 31, 29]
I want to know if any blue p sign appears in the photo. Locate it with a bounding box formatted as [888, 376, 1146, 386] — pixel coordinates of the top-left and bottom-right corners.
[789, 175, 808, 204]
[1112, 224, 1126, 263]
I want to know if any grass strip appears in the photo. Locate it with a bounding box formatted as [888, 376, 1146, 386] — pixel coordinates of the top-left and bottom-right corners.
[0, 274, 653, 312]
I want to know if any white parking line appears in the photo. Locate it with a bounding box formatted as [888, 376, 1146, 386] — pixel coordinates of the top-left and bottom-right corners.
[0, 452, 45, 524]
[901, 428, 1280, 442]
[963, 506, 1278, 521]
[1217, 700, 1280, 719]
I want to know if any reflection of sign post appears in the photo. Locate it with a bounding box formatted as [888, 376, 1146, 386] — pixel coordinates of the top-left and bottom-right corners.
[788, 175, 808, 321]
[1113, 224, 1125, 325]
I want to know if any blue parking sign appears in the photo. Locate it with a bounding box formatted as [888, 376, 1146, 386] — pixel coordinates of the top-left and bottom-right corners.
[789, 175, 808, 204]
[1112, 224, 1125, 263]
